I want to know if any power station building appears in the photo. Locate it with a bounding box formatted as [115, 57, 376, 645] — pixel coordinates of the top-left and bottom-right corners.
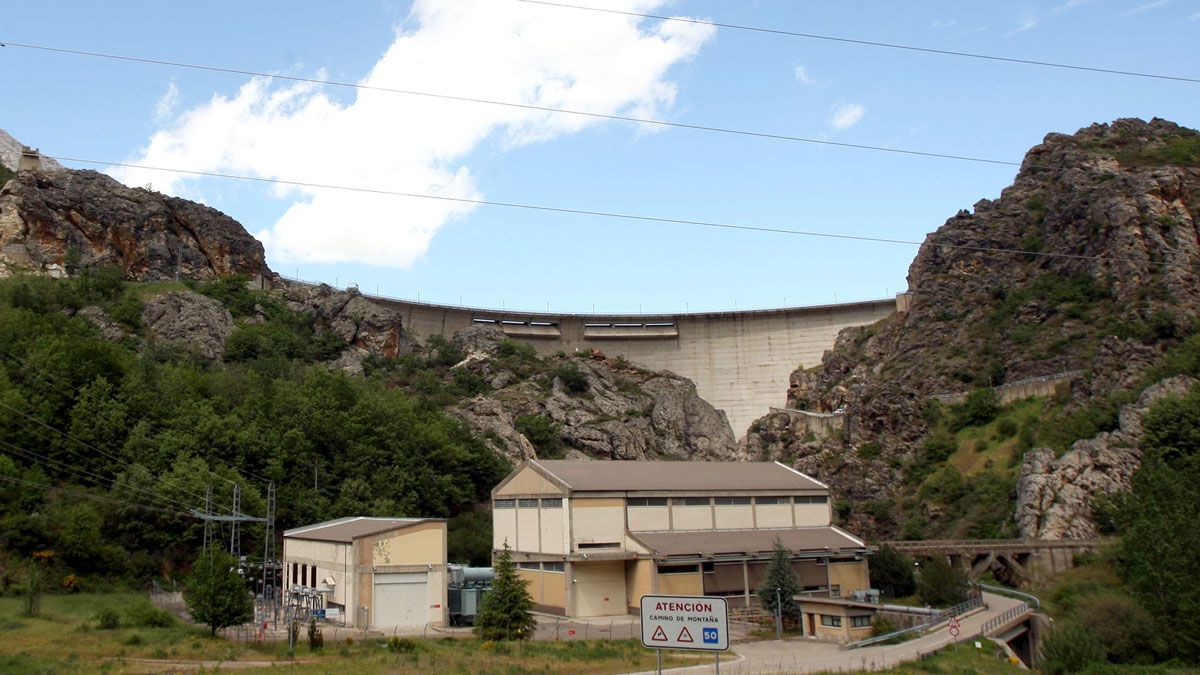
[282, 516, 449, 629]
[491, 460, 871, 618]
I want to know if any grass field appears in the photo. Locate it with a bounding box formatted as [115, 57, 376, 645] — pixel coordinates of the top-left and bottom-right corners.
[0, 592, 689, 674]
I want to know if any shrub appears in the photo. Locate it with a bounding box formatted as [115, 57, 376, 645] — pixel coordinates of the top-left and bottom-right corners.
[552, 362, 589, 393]
[496, 339, 536, 360]
[195, 275, 257, 317]
[426, 334, 465, 367]
[869, 545, 916, 599]
[94, 607, 122, 630]
[1040, 622, 1105, 675]
[126, 599, 176, 628]
[307, 618, 323, 651]
[122, 634, 144, 646]
[856, 442, 883, 460]
[515, 414, 563, 459]
[387, 636, 418, 653]
[949, 389, 1000, 430]
[995, 418, 1018, 438]
[871, 615, 898, 637]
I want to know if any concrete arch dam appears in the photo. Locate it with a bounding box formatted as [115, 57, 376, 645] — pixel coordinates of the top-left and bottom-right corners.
[368, 294, 904, 436]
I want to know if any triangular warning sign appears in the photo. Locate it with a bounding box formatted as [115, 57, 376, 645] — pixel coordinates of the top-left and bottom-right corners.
[948, 617, 961, 629]
[677, 626, 694, 643]
[651, 626, 668, 641]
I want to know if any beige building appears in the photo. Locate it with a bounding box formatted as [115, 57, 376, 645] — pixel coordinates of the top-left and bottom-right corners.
[797, 597, 879, 643]
[282, 517, 448, 629]
[491, 460, 871, 618]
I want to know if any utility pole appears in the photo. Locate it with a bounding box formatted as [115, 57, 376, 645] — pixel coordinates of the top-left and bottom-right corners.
[202, 485, 213, 552]
[230, 484, 241, 563]
[775, 587, 783, 640]
[262, 481, 278, 626]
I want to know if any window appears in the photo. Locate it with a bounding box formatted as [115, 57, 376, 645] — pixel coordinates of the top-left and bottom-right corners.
[517, 562, 540, 571]
[675, 497, 711, 506]
[540, 498, 562, 508]
[543, 562, 565, 572]
[518, 498, 539, 508]
[714, 497, 751, 505]
[578, 542, 621, 549]
[795, 495, 829, 504]
[820, 615, 842, 628]
[291, 563, 298, 584]
[494, 499, 515, 509]
[851, 616, 872, 628]
[755, 496, 787, 505]
[830, 585, 841, 598]
[628, 497, 668, 507]
[701, 561, 715, 573]
[657, 564, 699, 575]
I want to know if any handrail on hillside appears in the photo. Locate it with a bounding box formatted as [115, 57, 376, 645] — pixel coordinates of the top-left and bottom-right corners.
[975, 583, 1041, 610]
[845, 594, 983, 650]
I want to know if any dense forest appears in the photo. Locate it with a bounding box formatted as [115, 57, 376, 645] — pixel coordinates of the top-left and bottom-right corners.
[0, 271, 510, 589]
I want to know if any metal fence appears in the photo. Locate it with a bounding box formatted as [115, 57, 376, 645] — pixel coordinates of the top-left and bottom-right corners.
[978, 602, 1031, 638]
[845, 595, 983, 649]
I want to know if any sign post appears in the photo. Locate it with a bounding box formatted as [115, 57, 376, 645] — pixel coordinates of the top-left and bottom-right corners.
[641, 595, 729, 674]
[948, 616, 961, 650]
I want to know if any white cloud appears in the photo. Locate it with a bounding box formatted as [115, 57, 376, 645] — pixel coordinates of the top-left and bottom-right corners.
[1190, 9, 1200, 19]
[829, 102, 866, 131]
[931, 19, 957, 28]
[1121, 0, 1172, 15]
[113, 0, 715, 267]
[152, 81, 179, 122]
[793, 65, 818, 86]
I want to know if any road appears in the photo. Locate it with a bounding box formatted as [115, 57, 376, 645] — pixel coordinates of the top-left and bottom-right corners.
[633, 592, 1025, 674]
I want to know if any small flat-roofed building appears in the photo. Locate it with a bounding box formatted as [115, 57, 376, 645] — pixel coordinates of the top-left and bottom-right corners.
[797, 597, 880, 643]
[283, 516, 448, 629]
[491, 459, 870, 618]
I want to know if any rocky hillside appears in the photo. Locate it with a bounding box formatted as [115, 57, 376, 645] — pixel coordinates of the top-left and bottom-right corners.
[746, 118, 1200, 539]
[0, 168, 270, 282]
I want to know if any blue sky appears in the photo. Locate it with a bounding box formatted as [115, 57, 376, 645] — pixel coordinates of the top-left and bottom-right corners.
[1, 0, 1197, 313]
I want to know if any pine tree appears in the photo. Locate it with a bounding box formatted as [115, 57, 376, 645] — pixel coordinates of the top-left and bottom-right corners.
[870, 544, 916, 599]
[474, 542, 536, 641]
[183, 549, 254, 636]
[756, 540, 801, 624]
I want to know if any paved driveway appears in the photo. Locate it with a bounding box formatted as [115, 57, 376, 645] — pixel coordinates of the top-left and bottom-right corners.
[631, 592, 1025, 674]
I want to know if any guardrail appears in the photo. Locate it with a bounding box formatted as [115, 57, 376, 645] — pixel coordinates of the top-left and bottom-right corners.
[930, 370, 1086, 403]
[884, 538, 1101, 552]
[845, 595, 983, 649]
[976, 583, 1041, 610]
[979, 602, 1031, 637]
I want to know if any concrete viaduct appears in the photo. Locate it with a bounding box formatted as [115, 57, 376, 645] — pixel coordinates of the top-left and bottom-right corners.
[885, 539, 1102, 585]
[362, 292, 907, 436]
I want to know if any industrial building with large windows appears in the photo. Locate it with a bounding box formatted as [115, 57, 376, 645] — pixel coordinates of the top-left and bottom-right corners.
[490, 460, 871, 618]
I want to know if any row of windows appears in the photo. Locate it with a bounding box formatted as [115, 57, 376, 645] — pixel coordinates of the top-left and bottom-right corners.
[496, 496, 827, 508]
[494, 498, 562, 509]
[818, 614, 873, 628]
[516, 561, 565, 572]
[627, 495, 828, 507]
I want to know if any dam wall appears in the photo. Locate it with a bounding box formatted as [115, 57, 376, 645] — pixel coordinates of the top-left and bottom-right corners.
[365, 293, 901, 436]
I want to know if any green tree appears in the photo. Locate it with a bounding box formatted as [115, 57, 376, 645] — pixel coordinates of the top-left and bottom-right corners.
[474, 542, 535, 641]
[756, 540, 801, 623]
[183, 549, 254, 636]
[869, 545, 916, 599]
[915, 557, 969, 607]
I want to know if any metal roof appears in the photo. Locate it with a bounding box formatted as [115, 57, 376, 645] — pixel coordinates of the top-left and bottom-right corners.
[528, 460, 826, 492]
[283, 516, 439, 544]
[631, 526, 865, 557]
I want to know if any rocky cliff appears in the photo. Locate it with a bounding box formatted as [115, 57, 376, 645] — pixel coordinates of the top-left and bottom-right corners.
[746, 118, 1200, 538]
[0, 168, 270, 281]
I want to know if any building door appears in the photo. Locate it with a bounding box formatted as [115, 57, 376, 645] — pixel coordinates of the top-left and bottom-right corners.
[573, 561, 626, 617]
[372, 573, 429, 628]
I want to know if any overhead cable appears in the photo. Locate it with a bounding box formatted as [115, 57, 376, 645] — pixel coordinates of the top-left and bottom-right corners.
[0, 473, 191, 517]
[0, 39, 1020, 168]
[517, 0, 1200, 84]
[44, 153, 1200, 273]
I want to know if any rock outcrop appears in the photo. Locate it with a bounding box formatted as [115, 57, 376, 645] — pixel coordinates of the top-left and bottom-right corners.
[1015, 376, 1194, 539]
[450, 326, 741, 462]
[141, 291, 235, 360]
[744, 118, 1200, 537]
[0, 169, 270, 281]
[281, 282, 418, 373]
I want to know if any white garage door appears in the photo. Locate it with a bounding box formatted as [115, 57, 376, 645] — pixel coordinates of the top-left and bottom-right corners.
[574, 561, 626, 617]
[372, 573, 429, 628]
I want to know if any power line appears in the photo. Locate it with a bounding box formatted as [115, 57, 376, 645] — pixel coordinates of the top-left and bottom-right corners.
[0, 473, 191, 517]
[0, 347, 272, 487]
[0, 438, 202, 514]
[0, 39, 1021, 169]
[44, 153, 1200, 273]
[517, 0, 1200, 85]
